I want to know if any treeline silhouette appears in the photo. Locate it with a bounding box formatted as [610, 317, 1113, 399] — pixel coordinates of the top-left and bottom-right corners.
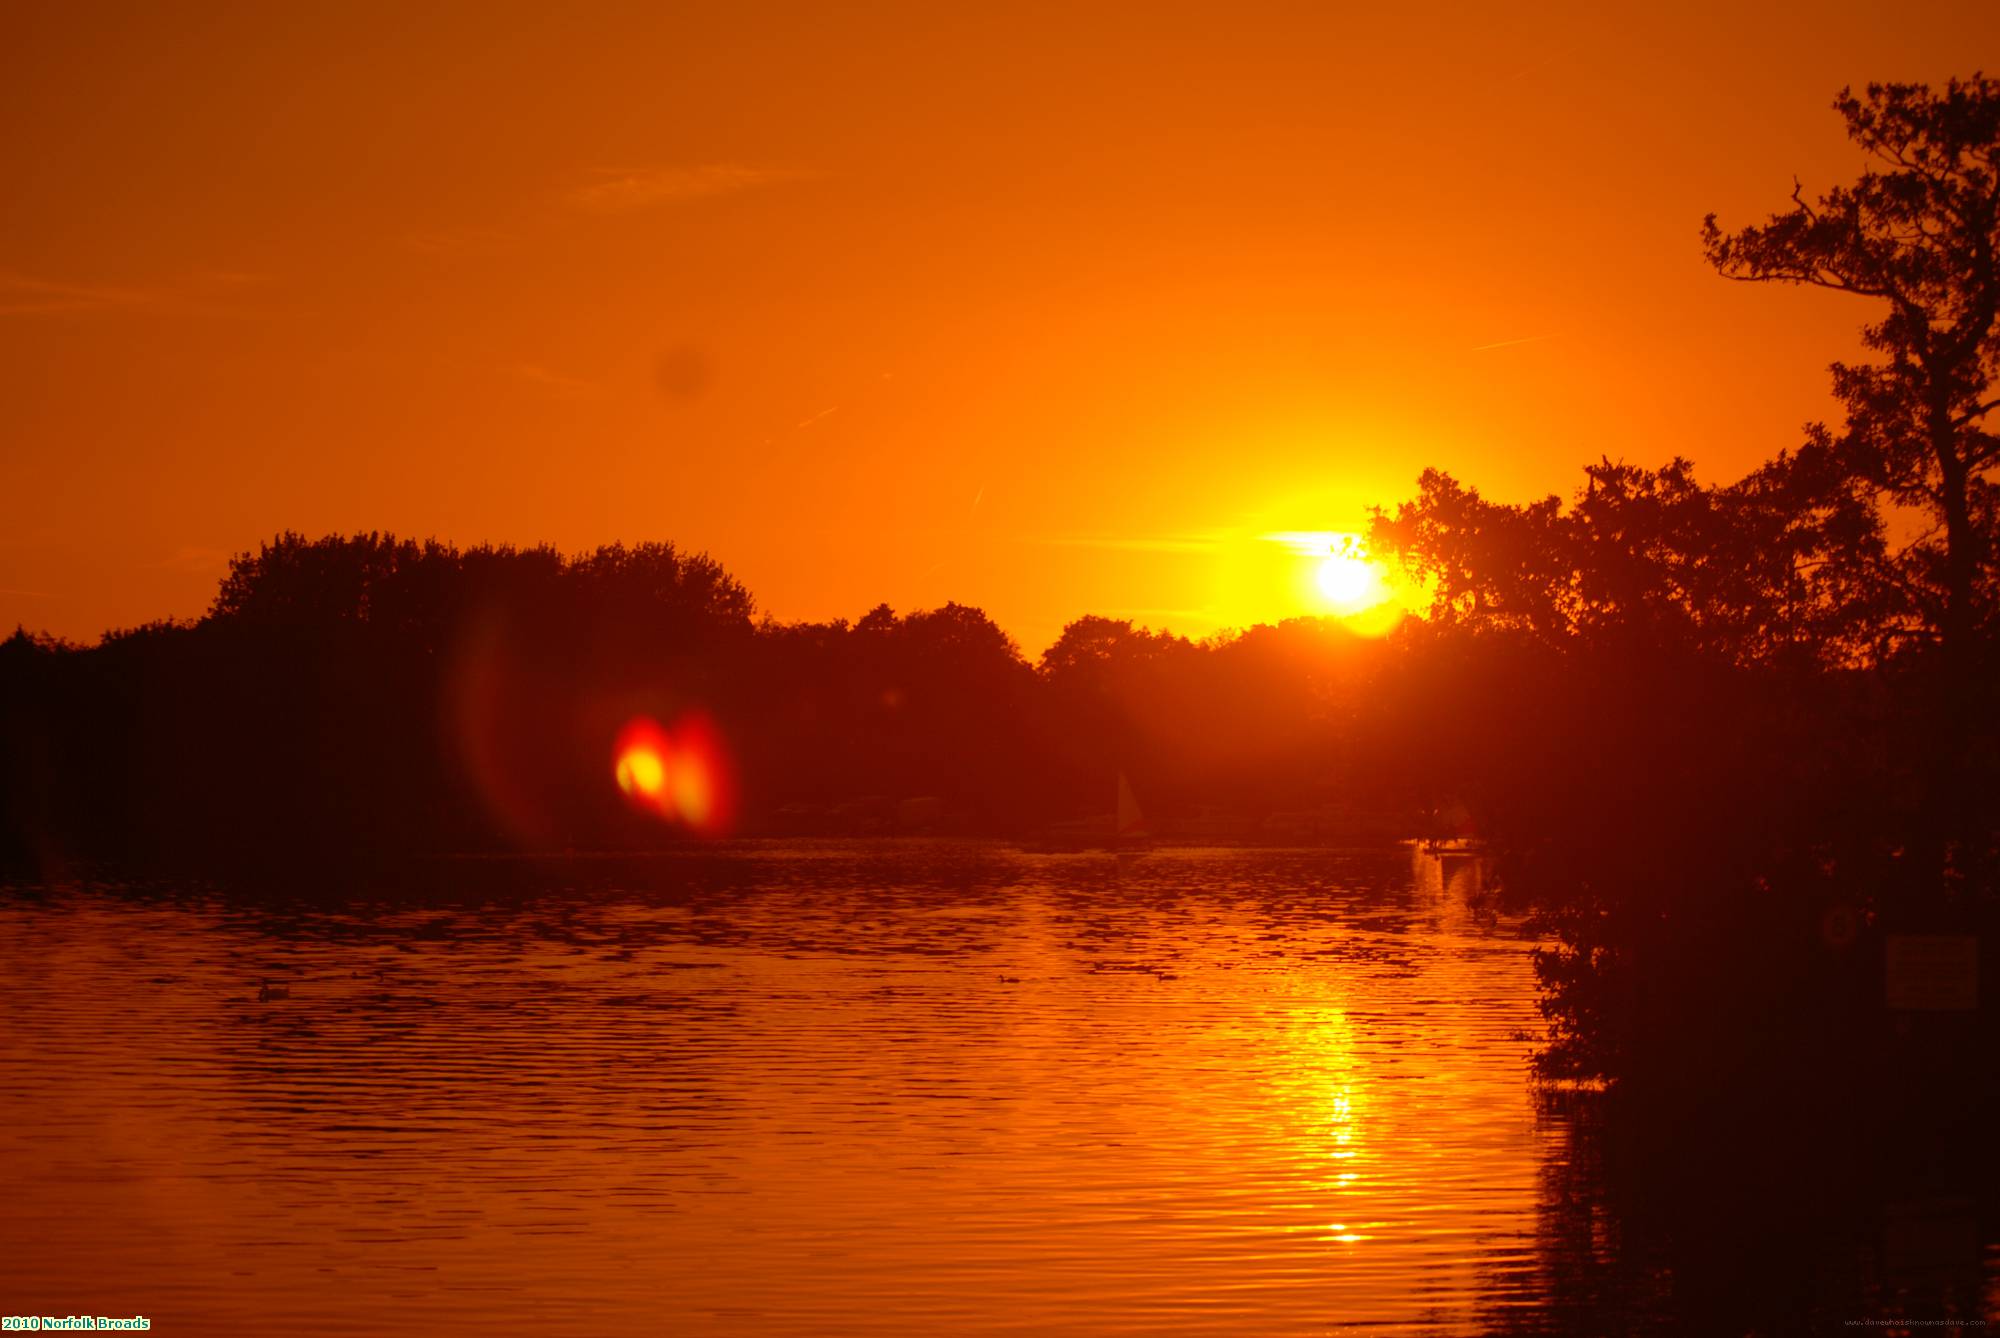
[3, 77, 1996, 1100]
[0, 534, 1432, 868]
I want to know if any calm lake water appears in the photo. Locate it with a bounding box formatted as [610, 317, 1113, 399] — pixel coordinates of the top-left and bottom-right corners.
[2, 843, 1994, 1335]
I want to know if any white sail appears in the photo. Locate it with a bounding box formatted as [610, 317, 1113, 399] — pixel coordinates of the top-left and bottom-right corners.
[1116, 772, 1148, 839]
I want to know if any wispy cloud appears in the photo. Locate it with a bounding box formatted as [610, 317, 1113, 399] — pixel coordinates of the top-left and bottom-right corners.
[403, 228, 522, 257]
[567, 163, 819, 214]
[1099, 607, 1216, 621]
[1023, 533, 1224, 555]
[0, 270, 270, 318]
[1262, 530, 1371, 557]
[1469, 333, 1557, 353]
[508, 363, 598, 398]
[0, 272, 165, 316]
[148, 545, 232, 573]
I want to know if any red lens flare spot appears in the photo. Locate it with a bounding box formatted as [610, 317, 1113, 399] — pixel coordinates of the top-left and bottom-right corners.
[614, 719, 673, 809]
[616, 744, 667, 799]
[613, 714, 737, 837]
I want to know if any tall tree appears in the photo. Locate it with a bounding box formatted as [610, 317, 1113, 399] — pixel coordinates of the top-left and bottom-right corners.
[1704, 75, 2000, 889]
[1702, 76, 1999, 664]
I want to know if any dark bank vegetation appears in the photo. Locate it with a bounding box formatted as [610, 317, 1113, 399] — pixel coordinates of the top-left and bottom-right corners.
[2, 78, 1996, 1096]
[1369, 76, 2000, 1097]
[0, 536, 1426, 865]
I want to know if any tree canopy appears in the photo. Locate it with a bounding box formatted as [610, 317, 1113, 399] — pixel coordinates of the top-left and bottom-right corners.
[1703, 75, 2000, 659]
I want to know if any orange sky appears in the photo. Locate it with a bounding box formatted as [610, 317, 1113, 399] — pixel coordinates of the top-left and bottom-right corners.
[3, 1, 1995, 652]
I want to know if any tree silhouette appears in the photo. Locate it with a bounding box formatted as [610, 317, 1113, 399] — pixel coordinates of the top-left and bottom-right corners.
[1703, 77, 1999, 654]
[1370, 456, 1879, 665]
[1704, 75, 2000, 886]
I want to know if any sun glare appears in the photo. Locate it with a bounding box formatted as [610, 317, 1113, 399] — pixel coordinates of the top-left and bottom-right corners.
[1267, 531, 1389, 616]
[1316, 549, 1381, 611]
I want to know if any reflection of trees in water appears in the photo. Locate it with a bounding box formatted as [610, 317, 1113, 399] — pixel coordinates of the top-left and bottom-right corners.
[1408, 846, 1490, 904]
[1474, 1089, 1999, 1335]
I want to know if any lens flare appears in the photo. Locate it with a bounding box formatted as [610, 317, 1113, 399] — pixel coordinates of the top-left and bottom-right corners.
[614, 714, 736, 837]
[615, 742, 667, 799]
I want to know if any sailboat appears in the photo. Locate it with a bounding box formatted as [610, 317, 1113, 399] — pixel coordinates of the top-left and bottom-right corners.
[1115, 771, 1151, 846]
[1023, 770, 1154, 851]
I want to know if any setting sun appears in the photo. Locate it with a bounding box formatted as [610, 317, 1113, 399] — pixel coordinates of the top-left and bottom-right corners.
[1262, 530, 1392, 618]
[1315, 543, 1385, 614]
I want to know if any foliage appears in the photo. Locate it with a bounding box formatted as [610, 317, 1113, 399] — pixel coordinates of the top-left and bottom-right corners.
[1704, 75, 2000, 659]
[1371, 456, 1883, 665]
[0, 534, 1414, 868]
[1360, 76, 2000, 1087]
